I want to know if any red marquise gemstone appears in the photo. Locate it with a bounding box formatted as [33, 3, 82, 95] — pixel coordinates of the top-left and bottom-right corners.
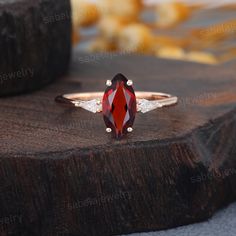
[102, 73, 137, 138]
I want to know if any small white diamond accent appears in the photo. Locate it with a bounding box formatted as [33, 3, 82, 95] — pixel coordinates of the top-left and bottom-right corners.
[74, 99, 102, 113]
[137, 99, 162, 113]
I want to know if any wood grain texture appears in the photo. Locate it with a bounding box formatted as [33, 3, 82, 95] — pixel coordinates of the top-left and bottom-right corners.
[0, 53, 236, 236]
[0, 0, 71, 97]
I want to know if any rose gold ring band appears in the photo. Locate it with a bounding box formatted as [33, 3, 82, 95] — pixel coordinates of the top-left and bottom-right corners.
[55, 91, 178, 113]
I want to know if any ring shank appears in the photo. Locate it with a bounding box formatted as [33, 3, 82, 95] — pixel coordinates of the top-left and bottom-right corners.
[56, 91, 174, 102]
[55, 92, 178, 113]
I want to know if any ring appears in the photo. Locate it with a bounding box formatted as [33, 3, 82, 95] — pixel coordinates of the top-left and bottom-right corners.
[55, 73, 178, 139]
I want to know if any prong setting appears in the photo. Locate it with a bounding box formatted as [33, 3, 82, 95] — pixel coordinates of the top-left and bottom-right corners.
[106, 128, 112, 133]
[106, 80, 112, 86]
[127, 127, 133, 133]
[127, 80, 133, 86]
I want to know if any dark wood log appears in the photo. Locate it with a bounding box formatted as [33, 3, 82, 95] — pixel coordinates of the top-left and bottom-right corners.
[0, 53, 236, 236]
[0, 0, 71, 97]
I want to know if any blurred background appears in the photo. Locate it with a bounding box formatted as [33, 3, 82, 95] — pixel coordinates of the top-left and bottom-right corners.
[71, 0, 236, 65]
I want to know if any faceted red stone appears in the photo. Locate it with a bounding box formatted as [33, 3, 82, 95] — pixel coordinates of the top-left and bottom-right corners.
[102, 73, 137, 138]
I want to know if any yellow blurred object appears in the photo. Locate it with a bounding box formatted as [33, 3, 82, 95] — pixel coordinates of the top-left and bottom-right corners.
[156, 2, 191, 28]
[118, 24, 154, 53]
[96, 0, 113, 16]
[98, 16, 127, 43]
[72, 28, 80, 45]
[186, 51, 219, 65]
[96, 0, 142, 23]
[71, 0, 79, 27]
[156, 46, 186, 60]
[111, 0, 143, 23]
[71, 0, 235, 66]
[155, 47, 219, 65]
[88, 38, 117, 52]
[155, 35, 190, 49]
[71, 0, 100, 27]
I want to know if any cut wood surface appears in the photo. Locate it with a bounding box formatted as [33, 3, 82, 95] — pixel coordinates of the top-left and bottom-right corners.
[0, 0, 71, 97]
[0, 53, 236, 236]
